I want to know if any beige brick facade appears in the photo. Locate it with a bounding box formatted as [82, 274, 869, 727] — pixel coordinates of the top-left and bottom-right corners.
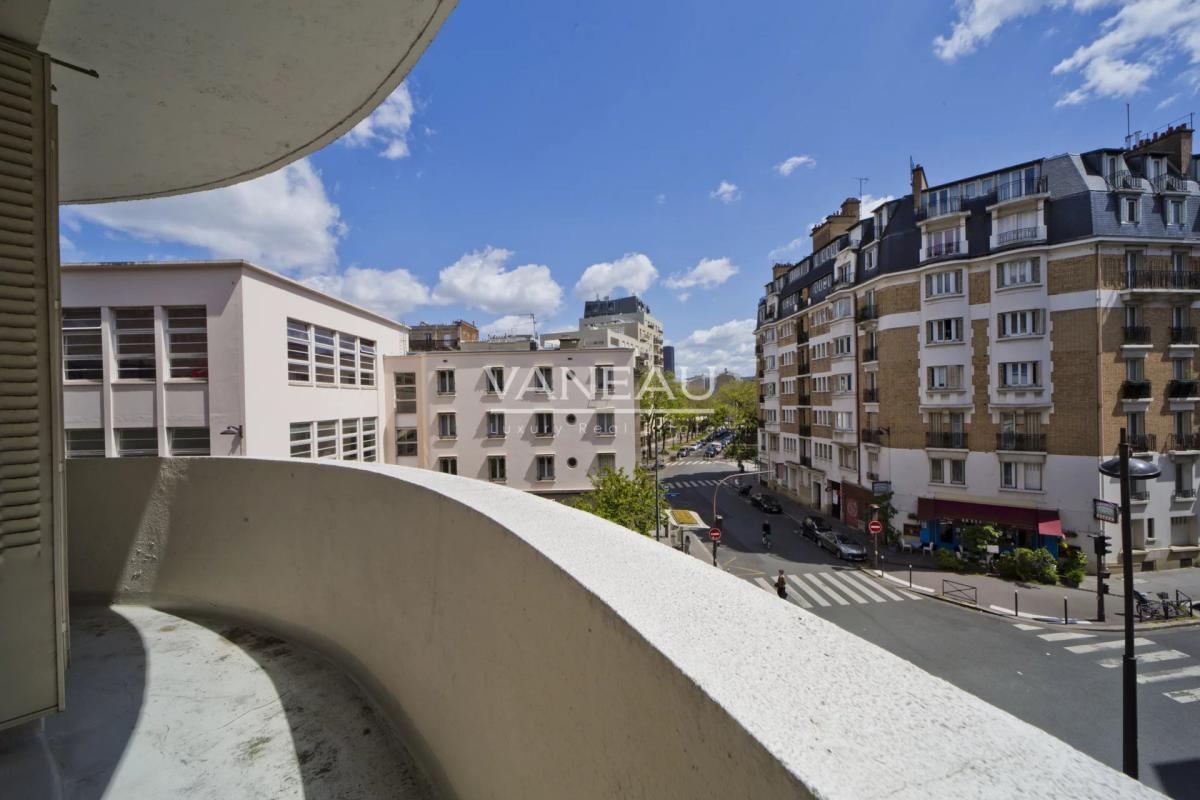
[877, 282, 919, 316]
[874, 326, 922, 450]
[1048, 307, 1101, 456]
[1047, 254, 1097, 295]
[969, 319, 999, 451]
[969, 270, 990, 305]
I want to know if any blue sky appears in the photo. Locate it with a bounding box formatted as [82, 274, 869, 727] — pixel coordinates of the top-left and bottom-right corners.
[62, 0, 1200, 377]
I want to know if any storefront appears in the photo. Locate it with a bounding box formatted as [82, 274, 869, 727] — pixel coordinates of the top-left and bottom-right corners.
[841, 483, 874, 531]
[916, 498, 1063, 556]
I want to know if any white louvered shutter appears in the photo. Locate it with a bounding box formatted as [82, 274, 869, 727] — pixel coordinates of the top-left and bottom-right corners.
[0, 40, 65, 730]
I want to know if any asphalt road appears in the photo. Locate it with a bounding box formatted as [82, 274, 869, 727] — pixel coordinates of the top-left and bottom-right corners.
[661, 461, 1200, 800]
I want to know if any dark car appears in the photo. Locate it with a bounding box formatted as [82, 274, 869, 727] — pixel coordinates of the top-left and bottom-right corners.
[821, 532, 868, 561]
[801, 516, 830, 543]
[752, 494, 782, 514]
[703, 445, 719, 457]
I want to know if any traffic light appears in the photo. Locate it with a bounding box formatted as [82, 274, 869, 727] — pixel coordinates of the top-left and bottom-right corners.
[1093, 534, 1113, 556]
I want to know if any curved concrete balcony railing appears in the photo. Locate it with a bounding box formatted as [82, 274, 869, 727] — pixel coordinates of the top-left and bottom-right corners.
[66, 458, 1153, 799]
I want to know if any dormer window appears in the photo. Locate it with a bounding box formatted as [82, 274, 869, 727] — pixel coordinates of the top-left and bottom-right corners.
[1105, 155, 1118, 177]
[1121, 195, 1141, 224]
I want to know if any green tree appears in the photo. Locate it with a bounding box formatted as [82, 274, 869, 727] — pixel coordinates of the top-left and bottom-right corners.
[711, 380, 758, 458]
[570, 466, 666, 537]
[961, 523, 1000, 560]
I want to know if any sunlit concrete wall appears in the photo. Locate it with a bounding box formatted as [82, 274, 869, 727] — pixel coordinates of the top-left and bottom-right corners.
[66, 458, 1155, 800]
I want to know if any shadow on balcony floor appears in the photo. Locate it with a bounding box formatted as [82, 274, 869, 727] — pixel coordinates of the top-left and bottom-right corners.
[41, 606, 434, 800]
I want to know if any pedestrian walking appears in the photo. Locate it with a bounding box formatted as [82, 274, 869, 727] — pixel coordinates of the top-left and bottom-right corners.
[774, 570, 787, 599]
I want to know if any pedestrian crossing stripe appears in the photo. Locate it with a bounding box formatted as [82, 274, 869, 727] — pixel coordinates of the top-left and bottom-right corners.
[1097, 650, 1187, 668]
[753, 571, 920, 607]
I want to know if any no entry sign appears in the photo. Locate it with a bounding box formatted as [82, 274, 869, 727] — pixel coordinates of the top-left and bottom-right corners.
[867, 520, 883, 535]
[709, 527, 721, 541]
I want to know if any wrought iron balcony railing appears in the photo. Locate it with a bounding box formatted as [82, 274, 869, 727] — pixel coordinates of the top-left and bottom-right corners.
[1168, 432, 1200, 452]
[862, 346, 878, 362]
[925, 431, 967, 449]
[1106, 170, 1140, 191]
[992, 174, 1048, 203]
[1170, 326, 1197, 344]
[996, 432, 1046, 452]
[1129, 433, 1157, 453]
[1167, 379, 1200, 399]
[916, 195, 963, 221]
[863, 387, 879, 403]
[1120, 379, 1152, 399]
[924, 239, 962, 260]
[996, 227, 1041, 246]
[1123, 325, 1151, 344]
[857, 304, 879, 323]
[861, 428, 884, 445]
[1153, 173, 1189, 193]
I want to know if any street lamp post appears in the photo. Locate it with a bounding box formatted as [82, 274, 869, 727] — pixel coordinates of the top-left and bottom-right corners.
[1098, 427, 1161, 781]
[652, 409, 661, 541]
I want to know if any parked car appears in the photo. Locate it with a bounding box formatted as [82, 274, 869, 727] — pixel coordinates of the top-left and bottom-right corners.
[677, 446, 693, 457]
[801, 516, 830, 543]
[752, 494, 782, 514]
[703, 445, 719, 457]
[821, 532, 868, 561]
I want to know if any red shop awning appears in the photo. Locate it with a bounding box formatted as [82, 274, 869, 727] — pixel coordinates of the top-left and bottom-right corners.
[917, 498, 1064, 538]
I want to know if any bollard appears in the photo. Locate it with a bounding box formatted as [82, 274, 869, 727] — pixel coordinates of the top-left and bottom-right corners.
[1014, 591, 1019, 618]
[1063, 596, 1069, 625]
[908, 564, 913, 588]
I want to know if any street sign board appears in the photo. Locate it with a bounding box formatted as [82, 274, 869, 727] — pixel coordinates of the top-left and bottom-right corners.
[708, 527, 721, 542]
[872, 481, 891, 496]
[1093, 499, 1119, 524]
[867, 520, 883, 535]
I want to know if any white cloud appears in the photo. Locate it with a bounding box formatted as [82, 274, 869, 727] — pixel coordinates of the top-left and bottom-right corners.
[1156, 93, 1180, 110]
[304, 266, 430, 319]
[478, 314, 538, 338]
[774, 155, 817, 176]
[431, 247, 563, 315]
[859, 193, 895, 218]
[709, 181, 740, 204]
[574, 253, 659, 298]
[767, 237, 807, 263]
[64, 159, 344, 276]
[673, 319, 757, 379]
[342, 82, 417, 159]
[663, 257, 739, 292]
[935, 0, 1200, 106]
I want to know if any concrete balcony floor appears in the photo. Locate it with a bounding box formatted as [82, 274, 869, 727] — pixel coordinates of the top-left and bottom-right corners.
[16, 606, 435, 800]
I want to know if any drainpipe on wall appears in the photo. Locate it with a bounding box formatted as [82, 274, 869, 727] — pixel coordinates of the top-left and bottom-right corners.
[1094, 242, 1107, 574]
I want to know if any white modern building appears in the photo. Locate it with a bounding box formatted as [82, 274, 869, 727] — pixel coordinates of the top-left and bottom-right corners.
[547, 295, 664, 371]
[61, 261, 408, 461]
[385, 342, 639, 493]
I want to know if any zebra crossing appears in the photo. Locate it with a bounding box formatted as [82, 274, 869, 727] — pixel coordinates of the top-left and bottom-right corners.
[1021, 623, 1200, 706]
[752, 569, 922, 609]
[662, 477, 731, 489]
[671, 458, 739, 466]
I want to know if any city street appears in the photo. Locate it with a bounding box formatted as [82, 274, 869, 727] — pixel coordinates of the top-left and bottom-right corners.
[661, 460, 1200, 799]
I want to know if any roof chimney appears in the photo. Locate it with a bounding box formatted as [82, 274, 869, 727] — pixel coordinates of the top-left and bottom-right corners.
[911, 163, 927, 205]
[1129, 123, 1193, 174]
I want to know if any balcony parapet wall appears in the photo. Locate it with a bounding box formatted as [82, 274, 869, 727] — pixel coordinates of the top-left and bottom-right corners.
[66, 458, 1153, 800]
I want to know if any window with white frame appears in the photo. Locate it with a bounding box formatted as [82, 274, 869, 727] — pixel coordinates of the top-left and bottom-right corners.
[437, 413, 457, 439]
[833, 335, 853, 356]
[864, 247, 877, 272]
[997, 309, 1043, 338]
[165, 306, 208, 379]
[437, 369, 455, 395]
[1168, 199, 1185, 226]
[65, 429, 105, 458]
[169, 427, 210, 456]
[833, 411, 853, 431]
[925, 269, 963, 297]
[536, 454, 555, 481]
[1000, 361, 1040, 388]
[287, 319, 312, 381]
[1175, 461, 1194, 496]
[396, 428, 418, 457]
[395, 372, 417, 412]
[926, 317, 963, 344]
[835, 373, 853, 394]
[310, 420, 335, 458]
[488, 455, 507, 482]
[814, 409, 830, 426]
[313, 327, 336, 384]
[534, 366, 553, 393]
[485, 366, 505, 394]
[338, 333, 358, 386]
[780, 350, 794, 367]
[594, 453, 616, 474]
[997, 257, 1040, 289]
[594, 365, 615, 396]
[289, 422, 313, 458]
[1001, 461, 1042, 491]
[951, 459, 965, 485]
[1121, 196, 1140, 224]
[925, 228, 960, 259]
[117, 428, 157, 457]
[438, 457, 458, 475]
[62, 307, 103, 380]
[341, 418, 359, 460]
[533, 412, 554, 436]
[832, 298, 853, 319]
[765, 409, 777, 423]
[362, 417, 377, 462]
[487, 412, 506, 438]
[595, 411, 615, 435]
[930, 457, 965, 485]
[765, 354, 776, 370]
[113, 308, 156, 379]
[927, 365, 964, 390]
[839, 446, 857, 470]
[359, 339, 376, 387]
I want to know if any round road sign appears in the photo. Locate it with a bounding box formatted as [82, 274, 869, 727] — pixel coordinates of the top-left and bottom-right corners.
[708, 527, 721, 541]
[867, 520, 883, 535]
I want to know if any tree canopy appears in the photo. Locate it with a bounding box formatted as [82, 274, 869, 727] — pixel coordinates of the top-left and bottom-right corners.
[570, 466, 666, 537]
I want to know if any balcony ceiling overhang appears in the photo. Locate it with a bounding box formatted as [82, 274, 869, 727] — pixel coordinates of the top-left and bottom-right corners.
[2, 0, 455, 203]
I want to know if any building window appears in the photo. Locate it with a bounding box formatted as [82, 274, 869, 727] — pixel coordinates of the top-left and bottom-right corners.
[395, 372, 417, 412]
[533, 412, 554, 437]
[341, 418, 360, 460]
[595, 412, 615, 435]
[438, 457, 458, 475]
[487, 412, 506, 438]
[834, 411, 854, 431]
[362, 417, 377, 462]
[1169, 199, 1185, 226]
[488, 455, 507, 482]
[1121, 196, 1140, 224]
[165, 306, 208, 379]
[997, 258, 1040, 288]
[927, 365, 964, 390]
[951, 460, 965, 485]
[289, 422, 313, 458]
[997, 310, 1043, 338]
[168, 427, 211, 456]
[1173, 252, 1187, 273]
[834, 336, 853, 356]
[117, 428, 158, 457]
[65, 429, 105, 458]
[1024, 463, 1042, 491]
[437, 413, 457, 439]
[595, 365, 615, 396]
[925, 228, 960, 259]
[359, 340, 376, 387]
[1000, 361, 1039, 388]
[1001, 461, 1017, 489]
[486, 366, 505, 394]
[287, 319, 312, 382]
[314, 327, 336, 384]
[338, 333, 358, 386]
[926, 317, 964, 344]
[534, 365, 554, 393]
[436, 369, 456, 395]
[113, 308, 156, 380]
[595, 453, 616, 474]
[62, 308, 103, 381]
[835, 374, 853, 393]
[316, 420, 338, 458]
[536, 454, 555, 481]
[930, 458, 944, 483]
[396, 428, 418, 457]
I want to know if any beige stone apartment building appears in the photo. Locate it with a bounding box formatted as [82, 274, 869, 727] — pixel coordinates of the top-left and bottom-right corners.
[756, 125, 1200, 572]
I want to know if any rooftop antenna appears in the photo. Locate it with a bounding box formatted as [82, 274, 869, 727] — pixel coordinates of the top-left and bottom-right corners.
[854, 177, 869, 200]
